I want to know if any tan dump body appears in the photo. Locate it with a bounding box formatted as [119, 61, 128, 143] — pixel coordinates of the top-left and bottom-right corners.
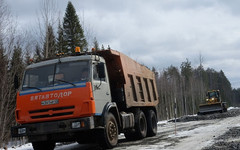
[97, 49, 159, 108]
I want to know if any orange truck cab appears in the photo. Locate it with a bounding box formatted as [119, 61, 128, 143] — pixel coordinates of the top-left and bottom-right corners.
[11, 49, 159, 150]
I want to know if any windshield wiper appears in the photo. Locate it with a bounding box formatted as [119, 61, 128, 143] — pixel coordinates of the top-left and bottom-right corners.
[55, 79, 76, 86]
[23, 86, 42, 91]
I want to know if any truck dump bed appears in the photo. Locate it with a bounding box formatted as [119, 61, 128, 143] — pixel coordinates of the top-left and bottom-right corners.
[97, 50, 159, 108]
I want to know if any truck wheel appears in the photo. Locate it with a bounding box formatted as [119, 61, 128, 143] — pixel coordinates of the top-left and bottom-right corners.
[135, 110, 147, 139]
[32, 141, 55, 150]
[146, 110, 157, 137]
[124, 110, 147, 140]
[102, 112, 118, 148]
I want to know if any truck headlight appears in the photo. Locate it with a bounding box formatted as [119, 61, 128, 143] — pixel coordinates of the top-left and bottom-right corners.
[72, 122, 80, 129]
[72, 121, 85, 129]
[18, 128, 26, 134]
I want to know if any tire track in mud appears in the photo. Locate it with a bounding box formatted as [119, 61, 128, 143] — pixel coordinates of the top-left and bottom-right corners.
[55, 108, 240, 150]
[114, 121, 212, 149]
[115, 109, 240, 150]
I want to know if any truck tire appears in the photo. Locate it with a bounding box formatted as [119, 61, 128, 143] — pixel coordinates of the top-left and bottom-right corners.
[32, 141, 55, 150]
[101, 112, 118, 148]
[124, 110, 147, 140]
[135, 110, 147, 139]
[146, 110, 157, 137]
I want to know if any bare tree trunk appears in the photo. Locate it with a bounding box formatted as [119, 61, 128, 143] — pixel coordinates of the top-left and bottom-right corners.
[0, 0, 13, 146]
[36, 0, 58, 58]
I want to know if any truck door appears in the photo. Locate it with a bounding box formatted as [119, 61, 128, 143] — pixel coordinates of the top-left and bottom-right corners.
[92, 63, 111, 114]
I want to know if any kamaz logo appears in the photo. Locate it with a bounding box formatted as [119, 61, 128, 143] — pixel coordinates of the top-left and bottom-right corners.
[41, 99, 59, 106]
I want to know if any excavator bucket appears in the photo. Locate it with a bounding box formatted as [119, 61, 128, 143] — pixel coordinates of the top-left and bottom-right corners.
[198, 102, 224, 115]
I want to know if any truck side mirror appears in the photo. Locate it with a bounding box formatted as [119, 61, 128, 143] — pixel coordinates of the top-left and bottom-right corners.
[14, 75, 19, 90]
[97, 62, 106, 79]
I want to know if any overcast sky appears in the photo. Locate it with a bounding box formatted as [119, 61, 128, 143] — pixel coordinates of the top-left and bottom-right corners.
[6, 0, 240, 88]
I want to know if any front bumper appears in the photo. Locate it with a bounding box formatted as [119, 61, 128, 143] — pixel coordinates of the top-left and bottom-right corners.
[11, 116, 95, 141]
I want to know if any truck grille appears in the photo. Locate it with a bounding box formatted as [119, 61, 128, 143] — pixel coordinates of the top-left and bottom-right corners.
[29, 106, 74, 119]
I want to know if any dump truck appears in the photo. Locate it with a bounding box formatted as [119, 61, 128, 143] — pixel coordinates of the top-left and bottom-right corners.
[198, 90, 227, 115]
[11, 48, 159, 150]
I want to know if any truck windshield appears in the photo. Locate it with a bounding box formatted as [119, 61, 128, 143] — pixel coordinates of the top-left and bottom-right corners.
[22, 61, 90, 91]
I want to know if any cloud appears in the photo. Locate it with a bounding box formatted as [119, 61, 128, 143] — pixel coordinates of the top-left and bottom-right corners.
[6, 0, 240, 88]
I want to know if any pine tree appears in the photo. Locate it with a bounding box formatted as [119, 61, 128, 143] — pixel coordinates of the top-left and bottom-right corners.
[9, 45, 25, 93]
[34, 43, 43, 62]
[1, 45, 25, 146]
[24, 50, 31, 66]
[152, 67, 159, 78]
[63, 1, 87, 53]
[43, 24, 56, 58]
[10, 45, 24, 78]
[180, 59, 193, 82]
[0, 39, 7, 89]
[93, 37, 99, 51]
[0, 47, 9, 147]
[101, 44, 105, 50]
[217, 70, 232, 105]
[107, 45, 111, 50]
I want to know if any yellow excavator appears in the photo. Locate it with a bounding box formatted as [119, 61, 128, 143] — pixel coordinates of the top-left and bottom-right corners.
[198, 90, 227, 115]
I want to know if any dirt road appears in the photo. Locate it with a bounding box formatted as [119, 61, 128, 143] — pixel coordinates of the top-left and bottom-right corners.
[113, 108, 240, 150]
[8, 108, 240, 150]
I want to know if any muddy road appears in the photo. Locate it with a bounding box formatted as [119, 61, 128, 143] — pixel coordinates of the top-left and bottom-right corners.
[9, 108, 240, 150]
[53, 108, 240, 150]
[113, 108, 240, 150]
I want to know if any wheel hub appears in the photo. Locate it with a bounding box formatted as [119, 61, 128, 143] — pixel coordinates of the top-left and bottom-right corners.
[108, 121, 117, 140]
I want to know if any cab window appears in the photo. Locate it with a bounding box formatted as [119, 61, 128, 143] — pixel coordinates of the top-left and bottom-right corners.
[93, 65, 106, 82]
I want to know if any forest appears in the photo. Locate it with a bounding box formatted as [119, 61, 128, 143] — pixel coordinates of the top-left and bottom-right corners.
[155, 61, 240, 120]
[0, 0, 240, 147]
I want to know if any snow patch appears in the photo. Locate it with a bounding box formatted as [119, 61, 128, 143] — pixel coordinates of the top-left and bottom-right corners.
[157, 120, 168, 125]
[228, 107, 240, 110]
[3, 143, 33, 150]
